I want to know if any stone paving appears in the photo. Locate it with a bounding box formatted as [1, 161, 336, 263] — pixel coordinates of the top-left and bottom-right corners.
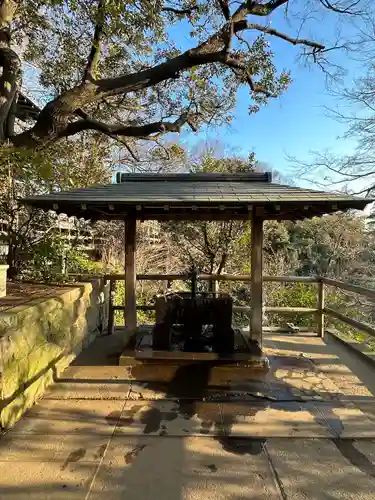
[1, 331, 375, 499]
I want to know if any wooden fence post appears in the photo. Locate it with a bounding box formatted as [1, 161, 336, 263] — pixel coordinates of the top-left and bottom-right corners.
[317, 279, 325, 338]
[107, 279, 115, 335]
[212, 279, 218, 297]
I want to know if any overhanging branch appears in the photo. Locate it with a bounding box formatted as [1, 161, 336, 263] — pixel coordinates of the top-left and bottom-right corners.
[162, 5, 200, 16]
[218, 0, 230, 21]
[5, 0, 332, 149]
[62, 111, 198, 140]
[246, 0, 289, 16]
[224, 57, 274, 96]
[83, 0, 106, 82]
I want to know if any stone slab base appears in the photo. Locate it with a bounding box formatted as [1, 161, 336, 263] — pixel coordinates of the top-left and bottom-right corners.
[119, 325, 269, 381]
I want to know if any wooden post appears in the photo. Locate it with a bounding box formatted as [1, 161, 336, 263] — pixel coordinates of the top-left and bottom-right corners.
[107, 279, 115, 335]
[250, 212, 264, 347]
[124, 217, 137, 341]
[212, 279, 218, 297]
[317, 279, 325, 338]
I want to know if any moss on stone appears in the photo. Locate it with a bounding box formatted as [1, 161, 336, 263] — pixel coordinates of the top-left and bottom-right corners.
[0, 279, 108, 429]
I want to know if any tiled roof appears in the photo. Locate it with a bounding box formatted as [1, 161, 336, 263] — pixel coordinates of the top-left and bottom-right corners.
[23, 173, 372, 221]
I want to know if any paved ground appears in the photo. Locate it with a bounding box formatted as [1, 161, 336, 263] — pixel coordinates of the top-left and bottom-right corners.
[1, 331, 375, 499]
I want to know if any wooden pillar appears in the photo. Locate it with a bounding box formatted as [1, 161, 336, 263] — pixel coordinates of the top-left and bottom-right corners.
[251, 212, 264, 347]
[107, 279, 115, 335]
[212, 279, 218, 297]
[124, 217, 137, 340]
[317, 279, 325, 338]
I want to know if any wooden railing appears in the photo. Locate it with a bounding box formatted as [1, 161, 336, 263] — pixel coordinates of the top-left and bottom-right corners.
[104, 273, 375, 340]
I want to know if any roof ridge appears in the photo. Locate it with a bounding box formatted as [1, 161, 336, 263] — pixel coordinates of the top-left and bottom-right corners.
[115, 172, 272, 183]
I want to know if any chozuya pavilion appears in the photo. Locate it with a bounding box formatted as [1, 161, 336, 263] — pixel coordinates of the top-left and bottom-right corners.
[24, 172, 372, 370]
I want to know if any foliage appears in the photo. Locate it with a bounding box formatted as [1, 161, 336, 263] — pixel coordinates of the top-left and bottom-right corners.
[0, 132, 113, 275]
[26, 234, 68, 282]
[25, 232, 102, 282]
[0, 0, 367, 156]
[264, 214, 371, 278]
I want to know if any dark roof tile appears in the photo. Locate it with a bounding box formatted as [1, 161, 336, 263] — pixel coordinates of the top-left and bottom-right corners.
[22, 173, 373, 220]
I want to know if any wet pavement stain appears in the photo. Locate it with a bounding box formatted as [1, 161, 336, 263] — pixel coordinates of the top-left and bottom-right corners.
[178, 399, 197, 420]
[166, 363, 212, 401]
[140, 407, 163, 434]
[217, 437, 265, 456]
[61, 448, 86, 471]
[205, 463, 218, 472]
[125, 444, 147, 465]
[93, 444, 107, 460]
[333, 439, 375, 479]
[105, 411, 121, 425]
[107, 405, 140, 428]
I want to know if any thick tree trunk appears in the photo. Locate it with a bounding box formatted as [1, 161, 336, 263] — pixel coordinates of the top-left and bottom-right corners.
[12, 84, 97, 148]
[0, 46, 20, 140]
[0, 1, 21, 141]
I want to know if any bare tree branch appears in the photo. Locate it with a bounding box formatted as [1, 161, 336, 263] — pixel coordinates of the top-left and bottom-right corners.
[318, 0, 363, 15]
[234, 21, 325, 50]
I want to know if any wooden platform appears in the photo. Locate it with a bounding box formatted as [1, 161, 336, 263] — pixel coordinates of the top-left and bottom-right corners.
[119, 326, 269, 378]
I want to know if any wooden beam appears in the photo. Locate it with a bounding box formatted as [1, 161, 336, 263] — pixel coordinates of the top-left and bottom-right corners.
[234, 306, 318, 314]
[325, 307, 375, 339]
[200, 273, 251, 282]
[137, 274, 189, 281]
[265, 306, 319, 314]
[322, 277, 375, 300]
[263, 276, 320, 283]
[124, 217, 137, 340]
[199, 274, 319, 283]
[104, 272, 321, 284]
[250, 212, 263, 347]
[263, 326, 312, 333]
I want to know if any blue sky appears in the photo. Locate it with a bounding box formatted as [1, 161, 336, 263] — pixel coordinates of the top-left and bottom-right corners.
[24, 4, 368, 189]
[174, 6, 367, 184]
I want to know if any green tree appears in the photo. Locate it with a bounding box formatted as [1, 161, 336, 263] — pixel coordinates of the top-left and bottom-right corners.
[0, 133, 112, 274]
[0, 0, 364, 155]
[289, 214, 370, 278]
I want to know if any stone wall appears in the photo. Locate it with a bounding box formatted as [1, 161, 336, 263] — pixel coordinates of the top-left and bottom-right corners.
[0, 279, 109, 429]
